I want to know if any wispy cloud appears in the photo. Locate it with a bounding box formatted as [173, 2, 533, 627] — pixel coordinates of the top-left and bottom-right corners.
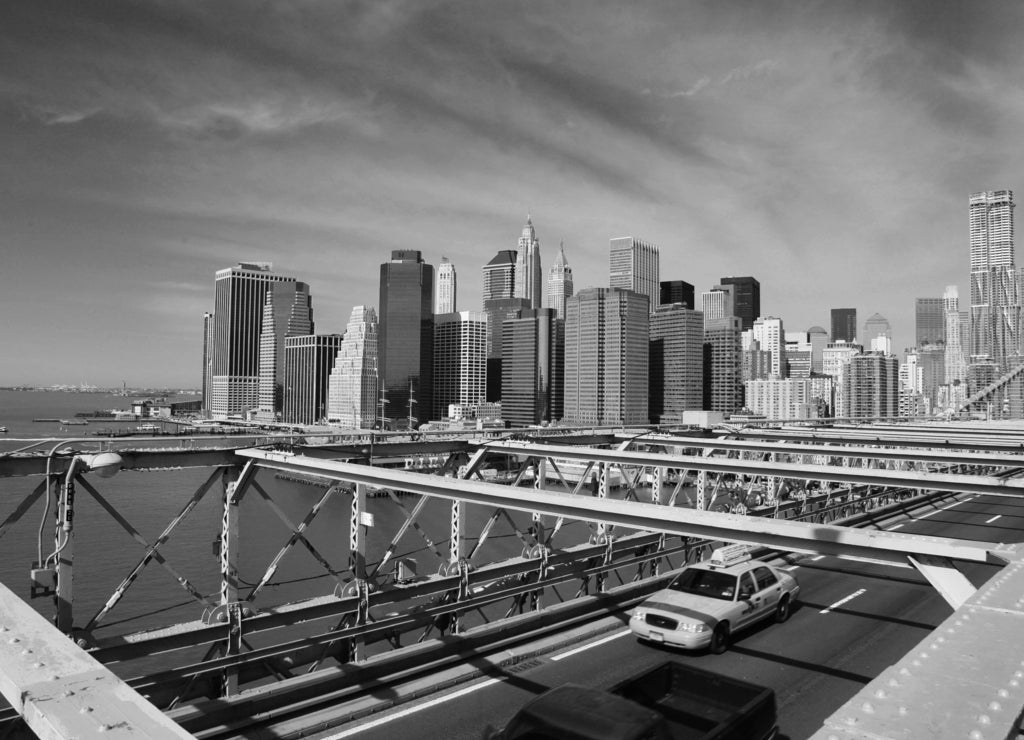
[23, 103, 101, 125]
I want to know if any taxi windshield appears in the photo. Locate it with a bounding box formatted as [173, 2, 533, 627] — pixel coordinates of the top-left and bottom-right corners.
[669, 568, 738, 601]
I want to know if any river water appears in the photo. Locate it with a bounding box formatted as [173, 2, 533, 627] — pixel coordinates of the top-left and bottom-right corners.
[0, 391, 609, 665]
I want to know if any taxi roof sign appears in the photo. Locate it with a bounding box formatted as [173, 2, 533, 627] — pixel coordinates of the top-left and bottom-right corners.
[708, 544, 752, 569]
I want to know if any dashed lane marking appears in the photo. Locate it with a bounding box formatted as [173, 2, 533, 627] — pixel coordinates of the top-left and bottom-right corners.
[819, 588, 867, 615]
[552, 629, 631, 661]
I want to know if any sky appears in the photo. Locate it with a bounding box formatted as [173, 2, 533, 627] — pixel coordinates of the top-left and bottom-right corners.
[2, 1, 1024, 388]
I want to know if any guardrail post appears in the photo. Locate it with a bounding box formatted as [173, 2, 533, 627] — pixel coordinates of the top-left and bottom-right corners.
[54, 470, 76, 634]
[349, 482, 368, 661]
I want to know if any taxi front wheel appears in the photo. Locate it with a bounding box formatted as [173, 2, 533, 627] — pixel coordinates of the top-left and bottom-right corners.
[775, 595, 792, 623]
[710, 623, 730, 654]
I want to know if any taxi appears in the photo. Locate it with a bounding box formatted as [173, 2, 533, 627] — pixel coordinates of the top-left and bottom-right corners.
[629, 544, 800, 654]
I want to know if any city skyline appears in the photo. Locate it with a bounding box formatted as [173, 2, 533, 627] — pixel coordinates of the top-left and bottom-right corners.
[4, 2, 1024, 386]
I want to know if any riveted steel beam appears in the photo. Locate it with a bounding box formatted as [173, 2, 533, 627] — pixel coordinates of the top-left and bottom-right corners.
[236, 449, 1009, 569]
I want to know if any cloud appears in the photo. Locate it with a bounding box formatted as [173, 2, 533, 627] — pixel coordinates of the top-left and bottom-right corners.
[720, 59, 779, 85]
[23, 103, 101, 125]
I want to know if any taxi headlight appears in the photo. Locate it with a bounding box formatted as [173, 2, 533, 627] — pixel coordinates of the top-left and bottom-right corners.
[679, 622, 708, 633]
[632, 609, 646, 620]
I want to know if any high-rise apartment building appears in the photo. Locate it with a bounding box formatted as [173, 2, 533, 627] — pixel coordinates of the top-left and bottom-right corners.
[379, 250, 434, 429]
[703, 316, 743, 415]
[435, 257, 457, 314]
[944, 285, 967, 384]
[432, 311, 487, 421]
[915, 298, 945, 347]
[752, 316, 785, 378]
[282, 334, 343, 425]
[744, 378, 817, 420]
[969, 190, 1017, 365]
[256, 282, 313, 423]
[209, 262, 303, 419]
[823, 341, 862, 417]
[660, 280, 695, 310]
[564, 288, 649, 425]
[719, 276, 760, 331]
[546, 242, 574, 320]
[701, 285, 735, 329]
[609, 237, 659, 312]
[843, 352, 899, 419]
[501, 308, 564, 426]
[515, 216, 543, 309]
[327, 306, 379, 429]
[831, 308, 857, 343]
[649, 305, 704, 423]
[783, 331, 812, 378]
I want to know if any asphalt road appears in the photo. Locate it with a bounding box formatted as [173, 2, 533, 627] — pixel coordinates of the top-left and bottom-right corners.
[319, 492, 1024, 740]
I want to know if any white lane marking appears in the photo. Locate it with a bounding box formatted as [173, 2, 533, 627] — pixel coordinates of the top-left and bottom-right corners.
[810, 555, 825, 561]
[986, 514, 1003, 524]
[819, 588, 867, 615]
[323, 677, 503, 738]
[552, 629, 631, 661]
[917, 499, 969, 520]
[781, 565, 800, 571]
[888, 523, 904, 530]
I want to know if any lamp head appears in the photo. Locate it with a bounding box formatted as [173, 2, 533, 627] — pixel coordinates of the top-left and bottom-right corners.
[82, 452, 123, 478]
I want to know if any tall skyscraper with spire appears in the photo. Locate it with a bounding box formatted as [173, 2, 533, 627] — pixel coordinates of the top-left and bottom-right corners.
[546, 241, 574, 320]
[609, 237, 659, 312]
[435, 257, 457, 314]
[515, 215, 543, 309]
[969, 190, 1018, 367]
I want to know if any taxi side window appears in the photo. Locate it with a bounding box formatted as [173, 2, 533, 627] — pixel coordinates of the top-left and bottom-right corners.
[753, 566, 778, 591]
[738, 573, 756, 599]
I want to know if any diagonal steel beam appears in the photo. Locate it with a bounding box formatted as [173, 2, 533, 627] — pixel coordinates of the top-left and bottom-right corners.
[235, 449, 1010, 569]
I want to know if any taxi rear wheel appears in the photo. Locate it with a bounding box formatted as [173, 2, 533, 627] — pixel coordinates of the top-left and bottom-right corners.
[775, 595, 792, 623]
[710, 623, 730, 654]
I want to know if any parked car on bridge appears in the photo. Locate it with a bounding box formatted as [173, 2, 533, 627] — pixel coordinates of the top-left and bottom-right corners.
[629, 545, 800, 653]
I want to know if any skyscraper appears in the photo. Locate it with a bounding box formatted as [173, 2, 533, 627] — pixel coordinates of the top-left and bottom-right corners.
[649, 305, 704, 423]
[435, 257, 457, 314]
[483, 249, 517, 303]
[432, 311, 487, 421]
[969, 190, 1017, 365]
[703, 316, 743, 415]
[719, 276, 760, 331]
[944, 285, 966, 384]
[379, 250, 434, 429]
[282, 333, 343, 425]
[609, 237, 659, 312]
[502, 308, 564, 426]
[202, 312, 214, 415]
[831, 308, 857, 343]
[209, 262, 303, 419]
[546, 241, 574, 320]
[660, 280, 695, 310]
[843, 353, 899, 419]
[327, 306, 379, 429]
[515, 216, 543, 309]
[564, 288, 649, 425]
[484, 248, 527, 402]
[701, 285, 735, 328]
[752, 316, 785, 378]
[915, 298, 945, 347]
[256, 282, 313, 423]
[862, 313, 892, 349]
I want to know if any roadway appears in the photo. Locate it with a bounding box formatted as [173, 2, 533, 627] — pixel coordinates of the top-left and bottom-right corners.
[315, 492, 1024, 740]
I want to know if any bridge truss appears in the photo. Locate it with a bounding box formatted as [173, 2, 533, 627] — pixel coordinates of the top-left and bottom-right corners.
[0, 424, 1022, 738]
